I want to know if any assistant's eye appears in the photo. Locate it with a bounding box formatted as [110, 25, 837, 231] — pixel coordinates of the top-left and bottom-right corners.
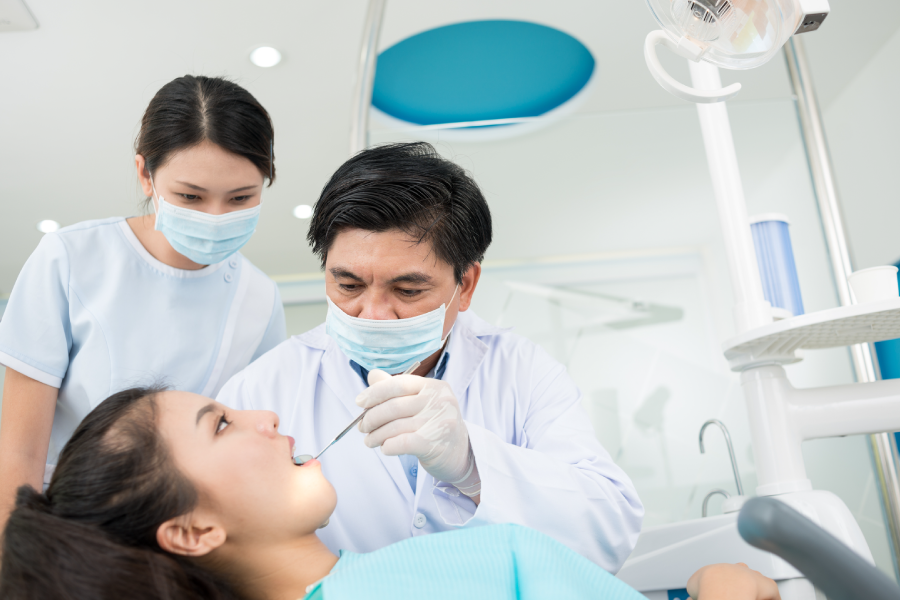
[179, 194, 201, 201]
[216, 414, 231, 434]
[231, 195, 251, 203]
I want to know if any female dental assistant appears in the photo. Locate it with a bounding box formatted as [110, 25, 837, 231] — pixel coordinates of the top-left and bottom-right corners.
[217, 142, 643, 572]
[0, 75, 286, 527]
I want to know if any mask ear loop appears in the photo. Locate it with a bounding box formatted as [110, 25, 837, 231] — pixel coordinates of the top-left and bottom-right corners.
[440, 284, 461, 344]
[148, 173, 163, 231]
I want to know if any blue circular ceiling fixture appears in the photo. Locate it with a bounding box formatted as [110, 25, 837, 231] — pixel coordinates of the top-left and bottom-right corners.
[372, 20, 595, 136]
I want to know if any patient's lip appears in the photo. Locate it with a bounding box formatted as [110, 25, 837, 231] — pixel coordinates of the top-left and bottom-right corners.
[300, 459, 320, 468]
[287, 436, 295, 457]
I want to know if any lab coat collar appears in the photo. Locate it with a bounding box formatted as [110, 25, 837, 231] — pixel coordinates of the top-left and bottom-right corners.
[442, 310, 502, 405]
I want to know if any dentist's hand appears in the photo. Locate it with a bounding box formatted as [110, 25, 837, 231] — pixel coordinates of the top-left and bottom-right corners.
[357, 370, 472, 485]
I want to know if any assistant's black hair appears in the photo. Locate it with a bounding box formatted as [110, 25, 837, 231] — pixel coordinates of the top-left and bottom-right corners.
[135, 75, 275, 184]
[307, 142, 493, 283]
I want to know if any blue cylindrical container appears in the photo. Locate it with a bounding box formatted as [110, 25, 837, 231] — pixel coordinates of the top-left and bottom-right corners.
[750, 214, 804, 317]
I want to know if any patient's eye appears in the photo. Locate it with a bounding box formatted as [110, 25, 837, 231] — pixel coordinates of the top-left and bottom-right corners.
[216, 414, 231, 434]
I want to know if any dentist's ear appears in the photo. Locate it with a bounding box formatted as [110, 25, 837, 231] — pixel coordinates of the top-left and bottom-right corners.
[157, 513, 226, 557]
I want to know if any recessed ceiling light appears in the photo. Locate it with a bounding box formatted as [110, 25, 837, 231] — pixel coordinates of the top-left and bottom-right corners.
[36, 220, 60, 233]
[250, 46, 282, 68]
[293, 204, 313, 219]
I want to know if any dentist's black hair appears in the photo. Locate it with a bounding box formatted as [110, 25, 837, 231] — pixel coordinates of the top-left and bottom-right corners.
[0, 386, 242, 600]
[307, 142, 493, 283]
[135, 75, 275, 185]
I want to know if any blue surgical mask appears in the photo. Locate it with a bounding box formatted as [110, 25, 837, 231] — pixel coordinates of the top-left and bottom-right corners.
[326, 286, 459, 374]
[150, 178, 261, 265]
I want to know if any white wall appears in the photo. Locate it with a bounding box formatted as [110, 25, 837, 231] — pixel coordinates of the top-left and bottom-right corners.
[821, 27, 900, 270]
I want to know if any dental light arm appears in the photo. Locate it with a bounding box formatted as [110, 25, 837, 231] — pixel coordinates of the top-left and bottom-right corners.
[644, 30, 741, 103]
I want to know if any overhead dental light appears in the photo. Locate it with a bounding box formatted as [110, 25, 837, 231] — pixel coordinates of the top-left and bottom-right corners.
[644, 0, 829, 103]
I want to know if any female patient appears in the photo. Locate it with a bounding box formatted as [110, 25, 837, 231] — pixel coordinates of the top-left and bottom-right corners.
[0, 387, 779, 600]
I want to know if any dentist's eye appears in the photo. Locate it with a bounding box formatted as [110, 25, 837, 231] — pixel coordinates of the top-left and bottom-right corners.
[216, 414, 231, 434]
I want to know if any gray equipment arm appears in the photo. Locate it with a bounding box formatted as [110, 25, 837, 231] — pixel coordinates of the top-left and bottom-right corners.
[737, 497, 900, 600]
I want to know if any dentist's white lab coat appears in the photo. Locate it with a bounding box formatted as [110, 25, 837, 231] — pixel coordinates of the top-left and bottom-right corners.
[216, 310, 643, 572]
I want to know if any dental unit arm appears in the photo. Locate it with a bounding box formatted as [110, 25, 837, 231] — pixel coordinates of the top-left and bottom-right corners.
[739, 497, 900, 600]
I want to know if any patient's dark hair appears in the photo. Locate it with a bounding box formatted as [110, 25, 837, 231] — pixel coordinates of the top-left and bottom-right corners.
[307, 142, 493, 283]
[0, 386, 241, 600]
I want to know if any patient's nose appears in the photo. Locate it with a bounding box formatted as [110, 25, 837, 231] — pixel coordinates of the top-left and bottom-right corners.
[251, 410, 280, 437]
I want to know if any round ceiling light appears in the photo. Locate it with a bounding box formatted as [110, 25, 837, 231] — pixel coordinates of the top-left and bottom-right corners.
[37, 219, 60, 233]
[250, 46, 282, 68]
[293, 204, 313, 219]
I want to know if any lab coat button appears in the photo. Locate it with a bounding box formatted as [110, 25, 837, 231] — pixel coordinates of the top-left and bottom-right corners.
[410, 466, 418, 478]
[413, 513, 427, 529]
[228, 259, 238, 269]
[224, 273, 234, 283]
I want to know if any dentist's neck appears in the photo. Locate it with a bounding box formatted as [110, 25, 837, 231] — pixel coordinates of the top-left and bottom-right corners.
[221, 532, 338, 600]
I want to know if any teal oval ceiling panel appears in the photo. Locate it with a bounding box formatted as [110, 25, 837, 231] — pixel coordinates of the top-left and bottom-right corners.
[373, 20, 595, 126]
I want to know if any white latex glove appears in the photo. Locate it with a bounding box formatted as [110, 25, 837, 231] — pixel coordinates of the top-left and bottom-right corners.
[357, 370, 473, 484]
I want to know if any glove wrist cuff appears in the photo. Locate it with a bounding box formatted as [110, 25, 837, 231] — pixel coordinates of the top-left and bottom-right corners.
[448, 445, 481, 497]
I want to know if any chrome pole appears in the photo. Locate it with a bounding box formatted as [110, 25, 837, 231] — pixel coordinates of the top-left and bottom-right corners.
[784, 37, 900, 578]
[349, 0, 387, 156]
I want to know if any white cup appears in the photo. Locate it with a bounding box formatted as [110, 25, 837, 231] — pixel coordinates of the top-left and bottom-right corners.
[848, 266, 899, 304]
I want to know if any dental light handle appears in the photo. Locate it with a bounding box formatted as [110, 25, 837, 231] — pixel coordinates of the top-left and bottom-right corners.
[644, 30, 742, 104]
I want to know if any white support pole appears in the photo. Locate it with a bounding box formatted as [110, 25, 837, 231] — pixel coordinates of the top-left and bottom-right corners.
[349, 0, 386, 156]
[689, 60, 772, 335]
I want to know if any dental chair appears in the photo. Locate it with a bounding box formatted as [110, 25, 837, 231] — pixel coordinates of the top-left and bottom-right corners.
[738, 497, 900, 600]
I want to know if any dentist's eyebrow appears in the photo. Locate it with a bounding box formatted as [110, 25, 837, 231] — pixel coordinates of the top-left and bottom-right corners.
[388, 272, 432, 285]
[196, 403, 217, 427]
[330, 268, 365, 282]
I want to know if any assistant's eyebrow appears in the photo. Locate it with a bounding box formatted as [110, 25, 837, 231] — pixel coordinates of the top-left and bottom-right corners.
[388, 272, 433, 285]
[329, 268, 365, 282]
[196, 403, 217, 427]
[175, 181, 208, 192]
[174, 182, 259, 194]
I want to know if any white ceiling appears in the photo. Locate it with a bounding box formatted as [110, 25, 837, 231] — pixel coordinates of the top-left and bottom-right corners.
[1, 0, 898, 295]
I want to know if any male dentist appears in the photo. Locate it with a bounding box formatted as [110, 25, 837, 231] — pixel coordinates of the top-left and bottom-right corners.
[217, 142, 643, 571]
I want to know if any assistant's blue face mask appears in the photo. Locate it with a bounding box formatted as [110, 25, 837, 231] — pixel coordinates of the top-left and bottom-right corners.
[326, 286, 459, 374]
[150, 177, 260, 265]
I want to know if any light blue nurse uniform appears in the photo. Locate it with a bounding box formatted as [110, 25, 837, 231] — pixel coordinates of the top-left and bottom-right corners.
[0, 217, 286, 482]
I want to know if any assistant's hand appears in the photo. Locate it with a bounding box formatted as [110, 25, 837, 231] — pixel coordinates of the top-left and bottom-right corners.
[686, 563, 781, 600]
[357, 371, 472, 485]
